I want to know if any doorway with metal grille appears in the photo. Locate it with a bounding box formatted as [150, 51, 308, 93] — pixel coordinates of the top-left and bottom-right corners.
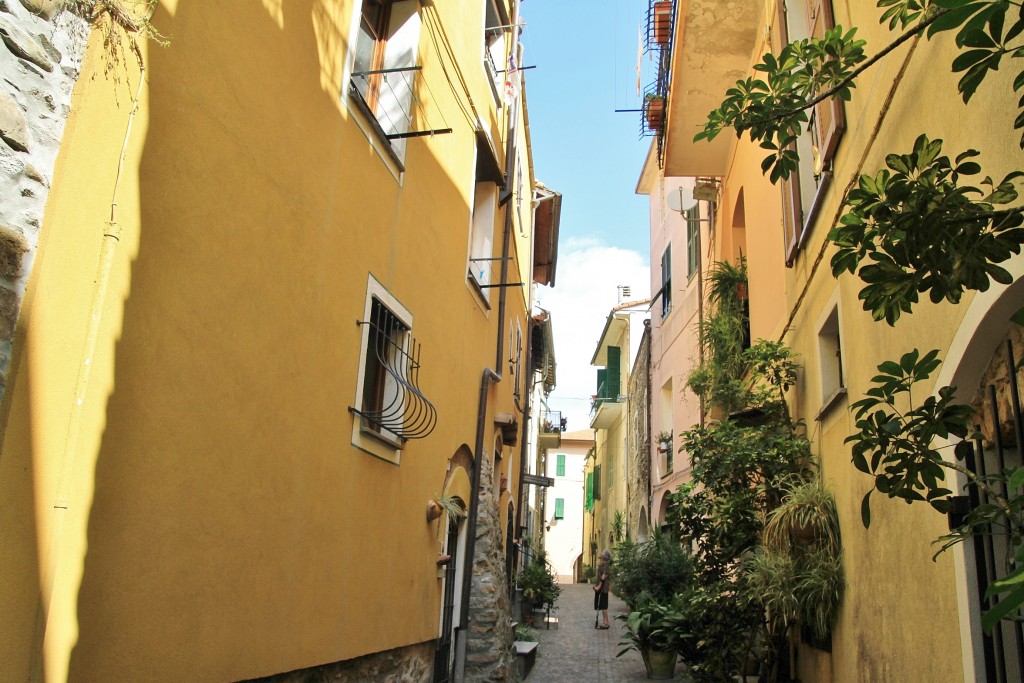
[433, 517, 461, 683]
[959, 338, 1024, 683]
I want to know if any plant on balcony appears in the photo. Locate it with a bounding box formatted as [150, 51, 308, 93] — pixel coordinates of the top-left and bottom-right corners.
[645, 93, 666, 131]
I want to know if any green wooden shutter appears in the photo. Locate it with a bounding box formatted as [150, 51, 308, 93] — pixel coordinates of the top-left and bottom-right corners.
[593, 465, 602, 500]
[556, 454, 565, 477]
[554, 498, 565, 519]
[606, 346, 621, 399]
[596, 368, 607, 401]
[585, 472, 594, 510]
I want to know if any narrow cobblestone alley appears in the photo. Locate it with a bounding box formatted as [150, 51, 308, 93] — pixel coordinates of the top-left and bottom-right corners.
[525, 583, 685, 682]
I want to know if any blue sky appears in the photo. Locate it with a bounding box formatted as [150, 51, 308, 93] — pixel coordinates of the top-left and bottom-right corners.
[518, 0, 657, 432]
[520, 0, 654, 257]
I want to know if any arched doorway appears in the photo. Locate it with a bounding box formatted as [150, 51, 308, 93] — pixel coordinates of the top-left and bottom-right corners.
[935, 273, 1024, 682]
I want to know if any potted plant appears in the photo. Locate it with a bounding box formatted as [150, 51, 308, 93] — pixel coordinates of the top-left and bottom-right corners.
[762, 476, 840, 552]
[610, 531, 694, 611]
[426, 494, 466, 523]
[517, 552, 561, 624]
[645, 94, 666, 131]
[616, 598, 690, 680]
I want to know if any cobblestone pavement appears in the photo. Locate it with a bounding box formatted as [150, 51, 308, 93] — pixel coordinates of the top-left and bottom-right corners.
[525, 582, 685, 682]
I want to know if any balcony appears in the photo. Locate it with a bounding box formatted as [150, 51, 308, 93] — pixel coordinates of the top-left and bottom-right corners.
[538, 411, 565, 449]
[590, 381, 624, 430]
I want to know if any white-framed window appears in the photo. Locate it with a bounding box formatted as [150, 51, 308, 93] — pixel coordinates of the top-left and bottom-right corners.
[660, 244, 672, 318]
[686, 207, 700, 280]
[815, 302, 846, 419]
[469, 182, 497, 299]
[483, 0, 508, 102]
[350, 274, 435, 464]
[348, 0, 422, 168]
[659, 379, 674, 476]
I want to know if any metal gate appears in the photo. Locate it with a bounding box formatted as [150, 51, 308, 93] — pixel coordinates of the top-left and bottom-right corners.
[433, 518, 459, 683]
[961, 339, 1024, 683]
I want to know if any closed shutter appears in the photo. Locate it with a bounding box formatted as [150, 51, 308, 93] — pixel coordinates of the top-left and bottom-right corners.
[593, 465, 602, 500]
[606, 346, 621, 399]
[554, 498, 565, 519]
[556, 454, 566, 477]
[585, 472, 594, 510]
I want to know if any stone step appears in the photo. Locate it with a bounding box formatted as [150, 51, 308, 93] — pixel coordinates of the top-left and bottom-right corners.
[514, 640, 538, 680]
[543, 616, 559, 630]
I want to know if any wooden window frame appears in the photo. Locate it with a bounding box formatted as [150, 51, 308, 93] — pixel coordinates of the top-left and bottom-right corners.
[774, 0, 845, 267]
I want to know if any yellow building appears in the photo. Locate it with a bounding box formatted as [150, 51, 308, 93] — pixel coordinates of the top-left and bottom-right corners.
[647, 0, 1024, 680]
[0, 1, 559, 681]
[586, 302, 649, 560]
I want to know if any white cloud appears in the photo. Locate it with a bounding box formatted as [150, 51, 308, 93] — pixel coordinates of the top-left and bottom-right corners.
[535, 242, 650, 433]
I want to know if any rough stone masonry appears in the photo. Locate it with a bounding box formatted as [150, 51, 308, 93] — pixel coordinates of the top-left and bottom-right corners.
[465, 457, 518, 682]
[0, 0, 86, 398]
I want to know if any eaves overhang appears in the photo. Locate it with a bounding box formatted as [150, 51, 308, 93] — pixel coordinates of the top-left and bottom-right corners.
[590, 314, 628, 367]
[533, 182, 561, 287]
[662, 0, 764, 177]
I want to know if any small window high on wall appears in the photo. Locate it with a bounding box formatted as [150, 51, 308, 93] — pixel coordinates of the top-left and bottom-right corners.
[816, 304, 846, 419]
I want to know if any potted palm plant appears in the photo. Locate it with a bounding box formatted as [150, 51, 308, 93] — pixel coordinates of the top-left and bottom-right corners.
[616, 598, 690, 680]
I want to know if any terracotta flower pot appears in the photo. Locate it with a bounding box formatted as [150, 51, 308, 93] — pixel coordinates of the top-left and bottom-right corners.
[653, 1, 673, 45]
[646, 99, 665, 131]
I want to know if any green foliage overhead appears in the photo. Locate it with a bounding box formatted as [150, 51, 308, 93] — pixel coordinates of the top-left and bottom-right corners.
[830, 135, 1024, 324]
[697, 1, 1024, 183]
[693, 24, 866, 183]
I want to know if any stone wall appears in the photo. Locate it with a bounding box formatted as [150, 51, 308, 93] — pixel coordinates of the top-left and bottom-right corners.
[243, 641, 435, 683]
[0, 0, 86, 397]
[465, 458, 517, 682]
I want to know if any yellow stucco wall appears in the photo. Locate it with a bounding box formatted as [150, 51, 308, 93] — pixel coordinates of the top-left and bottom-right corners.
[0, 1, 535, 680]
[686, 1, 1024, 680]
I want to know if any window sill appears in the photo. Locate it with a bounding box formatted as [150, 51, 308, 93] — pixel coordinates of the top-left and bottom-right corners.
[815, 386, 847, 422]
[347, 82, 406, 174]
[467, 272, 493, 310]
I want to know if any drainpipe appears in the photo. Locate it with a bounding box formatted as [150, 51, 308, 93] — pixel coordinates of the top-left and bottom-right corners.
[454, 367, 501, 683]
[455, 2, 521, 679]
[513, 315, 534, 568]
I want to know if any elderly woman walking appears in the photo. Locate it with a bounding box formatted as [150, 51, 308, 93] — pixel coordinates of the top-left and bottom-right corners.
[593, 549, 611, 629]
